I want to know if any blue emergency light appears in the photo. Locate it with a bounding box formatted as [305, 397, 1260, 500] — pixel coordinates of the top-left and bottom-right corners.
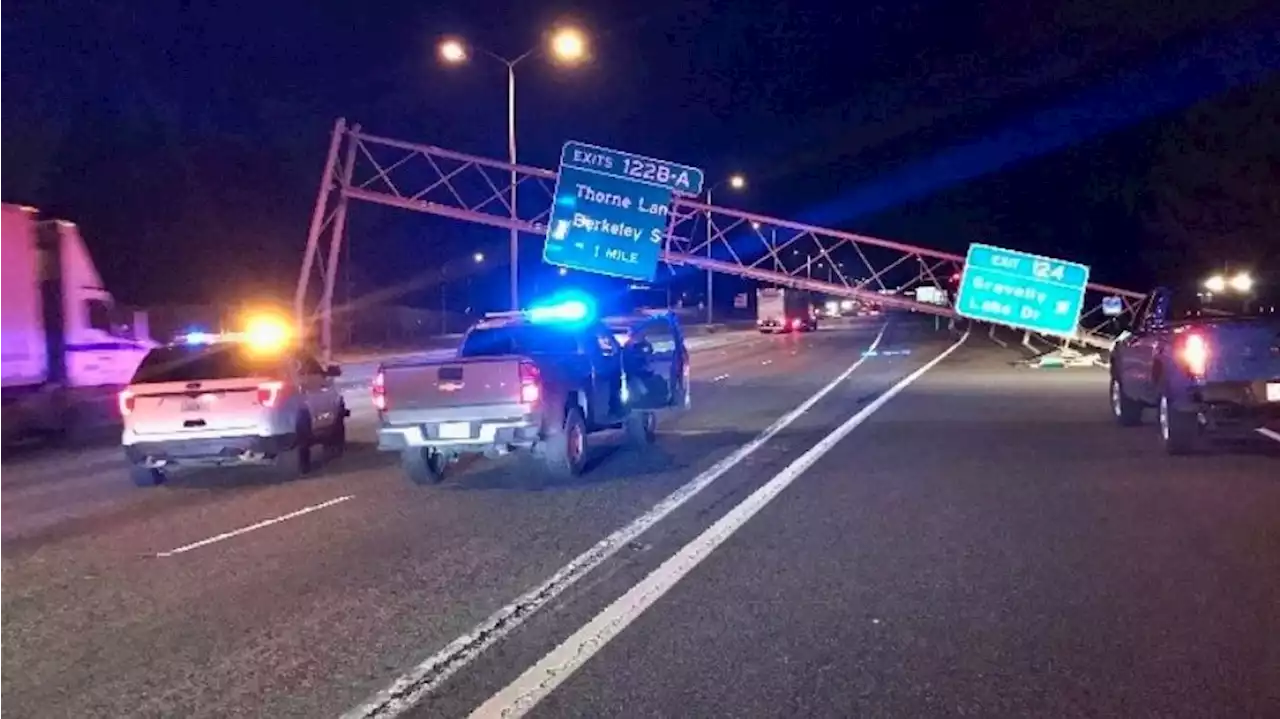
[182, 331, 218, 345]
[525, 292, 595, 324]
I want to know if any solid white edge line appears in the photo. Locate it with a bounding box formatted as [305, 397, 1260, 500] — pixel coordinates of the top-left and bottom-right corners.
[155, 495, 354, 558]
[343, 323, 892, 718]
[1257, 427, 1280, 443]
[470, 329, 971, 718]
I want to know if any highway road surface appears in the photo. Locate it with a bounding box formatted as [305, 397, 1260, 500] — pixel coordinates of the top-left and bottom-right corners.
[2, 318, 1276, 719]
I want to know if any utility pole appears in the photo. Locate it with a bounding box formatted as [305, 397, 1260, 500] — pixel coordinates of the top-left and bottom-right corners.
[706, 188, 714, 325]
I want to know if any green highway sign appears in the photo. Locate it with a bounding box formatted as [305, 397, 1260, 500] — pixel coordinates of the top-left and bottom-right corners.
[544, 141, 704, 282]
[954, 243, 1091, 337]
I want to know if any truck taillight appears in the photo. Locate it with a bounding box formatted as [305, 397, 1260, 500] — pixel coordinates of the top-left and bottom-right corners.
[519, 362, 541, 404]
[257, 380, 286, 408]
[1178, 333, 1209, 377]
[790, 317, 802, 329]
[372, 370, 387, 411]
[118, 389, 136, 416]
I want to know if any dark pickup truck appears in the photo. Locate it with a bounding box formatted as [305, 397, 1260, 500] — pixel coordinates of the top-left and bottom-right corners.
[374, 309, 690, 483]
[1109, 283, 1280, 453]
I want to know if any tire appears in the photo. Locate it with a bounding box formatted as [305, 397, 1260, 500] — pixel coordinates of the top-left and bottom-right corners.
[322, 408, 347, 461]
[1158, 391, 1199, 455]
[539, 405, 588, 480]
[130, 465, 166, 487]
[626, 410, 657, 447]
[1110, 376, 1144, 427]
[402, 448, 448, 485]
[277, 415, 314, 477]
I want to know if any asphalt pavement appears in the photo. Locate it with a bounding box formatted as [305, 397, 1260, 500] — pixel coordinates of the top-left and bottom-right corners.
[1, 318, 916, 718]
[451, 343, 1280, 719]
[4, 320, 1276, 719]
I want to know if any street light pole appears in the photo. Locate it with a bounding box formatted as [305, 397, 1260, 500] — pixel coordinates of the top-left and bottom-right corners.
[507, 63, 519, 311]
[706, 188, 714, 325]
[438, 28, 587, 312]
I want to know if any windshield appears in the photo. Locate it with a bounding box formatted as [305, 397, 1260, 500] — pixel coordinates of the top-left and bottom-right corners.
[1168, 286, 1280, 321]
[132, 343, 285, 383]
[459, 325, 581, 357]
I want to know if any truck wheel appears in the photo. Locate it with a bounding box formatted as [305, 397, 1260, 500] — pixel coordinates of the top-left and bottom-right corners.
[540, 406, 588, 480]
[130, 466, 166, 487]
[1158, 391, 1199, 455]
[402, 448, 448, 485]
[626, 410, 657, 447]
[1110, 376, 1143, 426]
[322, 408, 347, 461]
[277, 415, 314, 477]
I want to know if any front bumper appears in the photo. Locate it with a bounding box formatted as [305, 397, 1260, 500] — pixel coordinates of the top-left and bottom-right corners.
[125, 433, 298, 468]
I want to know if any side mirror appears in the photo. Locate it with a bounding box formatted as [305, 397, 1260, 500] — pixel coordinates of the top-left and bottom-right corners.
[325, 364, 343, 377]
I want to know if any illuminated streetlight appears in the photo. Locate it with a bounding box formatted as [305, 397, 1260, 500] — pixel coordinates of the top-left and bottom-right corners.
[549, 27, 587, 63]
[473, 252, 485, 263]
[439, 38, 467, 63]
[558, 267, 569, 276]
[437, 25, 591, 310]
[729, 174, 746, 190]
[751, 221, 761, 230]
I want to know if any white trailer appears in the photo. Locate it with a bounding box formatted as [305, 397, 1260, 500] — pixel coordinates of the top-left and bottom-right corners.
[2, 204, 155, 441]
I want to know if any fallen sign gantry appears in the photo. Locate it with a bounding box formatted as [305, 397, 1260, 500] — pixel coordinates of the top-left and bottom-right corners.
[294, 119, 1146, 358]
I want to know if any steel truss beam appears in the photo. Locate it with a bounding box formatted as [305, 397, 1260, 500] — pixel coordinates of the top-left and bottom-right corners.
[297, 119, 1146, 359]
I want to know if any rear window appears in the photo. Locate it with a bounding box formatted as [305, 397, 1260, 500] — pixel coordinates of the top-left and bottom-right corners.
[1169, 286, 1280, 320]
[132, 344, 285, 384]
[459, 325, 581, 357]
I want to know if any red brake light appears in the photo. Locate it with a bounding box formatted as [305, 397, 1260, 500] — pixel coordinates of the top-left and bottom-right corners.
[118, 389, 136, 417]
[257, 380, 286, 408]
[1179, 333, 1209, 376]
[790, 317, 802, 329]
[519, 361, 541, 404]
[372, 370, 387, 411]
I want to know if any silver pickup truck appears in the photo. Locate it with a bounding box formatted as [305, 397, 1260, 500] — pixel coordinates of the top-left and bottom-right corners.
[374, 310, 689, 484]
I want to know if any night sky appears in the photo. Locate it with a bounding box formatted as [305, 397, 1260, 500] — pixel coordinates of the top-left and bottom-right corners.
[4, 0, 1278, 310]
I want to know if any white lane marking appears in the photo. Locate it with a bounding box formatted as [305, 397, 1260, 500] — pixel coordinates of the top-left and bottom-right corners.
[470, 330, 970, 718]
[154, 495, 353, 558]
[1257, 427, 1280, 443]
[343, 323, 890, 719]
[712, 373, 731, 383]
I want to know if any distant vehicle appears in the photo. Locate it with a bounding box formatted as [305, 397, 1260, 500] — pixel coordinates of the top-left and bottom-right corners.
[374, 297, 689, 484]
[756, 288, 817, 333]
[119, 321, 347, 485]
[1, 204, 156, 443]
[1109, 280, 1280, 454]
[913, 285, 948, 306]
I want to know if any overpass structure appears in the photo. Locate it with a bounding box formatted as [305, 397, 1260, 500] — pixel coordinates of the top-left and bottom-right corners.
[296, 119, 1147, 358]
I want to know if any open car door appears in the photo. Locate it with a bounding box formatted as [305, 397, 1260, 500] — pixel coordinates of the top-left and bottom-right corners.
[620, 313, 688, 411]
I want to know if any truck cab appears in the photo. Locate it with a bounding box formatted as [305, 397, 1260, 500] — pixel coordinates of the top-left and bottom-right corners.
[2, 205, 155, 441]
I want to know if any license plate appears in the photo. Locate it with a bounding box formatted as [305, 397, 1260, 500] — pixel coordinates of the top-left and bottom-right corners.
[1267, 383, 1280, 402]
[181, 399, 205, 412]
[437, 422, 471, 439]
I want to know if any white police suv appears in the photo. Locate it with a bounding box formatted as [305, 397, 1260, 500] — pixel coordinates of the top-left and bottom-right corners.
[119, 328, 347, 486]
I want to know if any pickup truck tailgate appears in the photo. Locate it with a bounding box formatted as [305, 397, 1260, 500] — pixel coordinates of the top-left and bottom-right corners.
[383, 356, 526, 410]
[1199, 321, 1280, 381]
